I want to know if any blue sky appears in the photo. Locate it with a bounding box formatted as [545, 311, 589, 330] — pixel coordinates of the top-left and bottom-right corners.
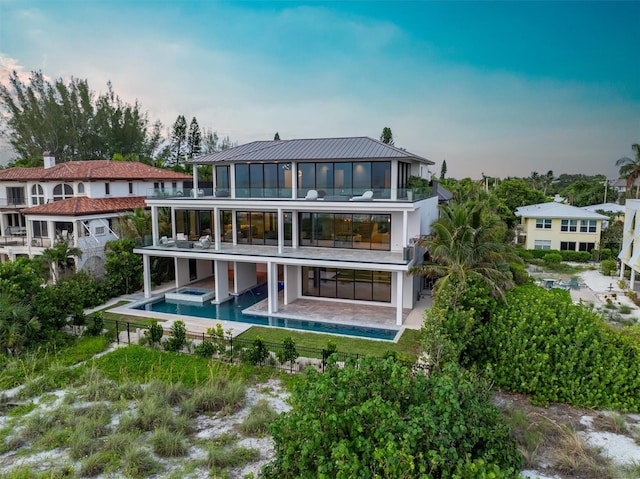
[0, 0, 638, 179]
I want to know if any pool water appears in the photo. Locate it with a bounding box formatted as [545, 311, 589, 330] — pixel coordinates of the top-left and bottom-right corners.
[132, 284, 398, 341]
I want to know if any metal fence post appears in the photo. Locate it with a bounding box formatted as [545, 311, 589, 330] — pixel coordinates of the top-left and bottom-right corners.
[115, 320, 119, 344]
[126, 322, 131, 344]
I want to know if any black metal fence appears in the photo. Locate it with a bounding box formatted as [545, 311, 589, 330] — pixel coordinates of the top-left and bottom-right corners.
[99, 318, 419, 375]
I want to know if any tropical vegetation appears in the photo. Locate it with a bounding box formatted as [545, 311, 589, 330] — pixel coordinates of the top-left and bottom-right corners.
[263, 357, 521, 478]
[411, 200, 521, 302]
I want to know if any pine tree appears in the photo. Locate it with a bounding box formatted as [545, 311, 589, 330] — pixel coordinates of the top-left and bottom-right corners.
[274, 132, 281, 141]
[440, 160, 447, 180]
[379, 127, 394, 145]
[169, 115, 187, 166]
[187, 117, 202, 159]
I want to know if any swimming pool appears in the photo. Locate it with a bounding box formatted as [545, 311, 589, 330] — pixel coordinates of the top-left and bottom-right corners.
[132, 284, 399, 341]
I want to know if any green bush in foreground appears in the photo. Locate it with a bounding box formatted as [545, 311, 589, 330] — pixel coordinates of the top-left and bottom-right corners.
[263, 357, 521, 478]
[480, 284, 640, 410]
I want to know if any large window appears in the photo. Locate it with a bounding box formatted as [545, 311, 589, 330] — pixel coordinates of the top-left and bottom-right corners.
[535, 218, 552, 229]
[235, 211, 292, 245]
[299, 213, 390, 250]
[235, 162, 292, 198]
[534, 240, 552, 250]
[31, 185, 45, 205]
[560, 219, 577, 232]
[6, 187, 25, 205]
[175, 210, 213, 239]
[579, 242, 595, 252]
[32, 221, 48, 237]
[296, 161, 391, 198]
[580, 220, 597, 233]
[53, 184, 73, 201]
[302, 267, 391, 302]
[215, 166, 230, 195]
[560, 241, 576, 251]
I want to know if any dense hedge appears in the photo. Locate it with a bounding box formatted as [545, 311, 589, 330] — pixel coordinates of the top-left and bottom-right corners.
[520, 248, 591, 262]
[478, 285, 640, 410]
[263, 358, 522, 478]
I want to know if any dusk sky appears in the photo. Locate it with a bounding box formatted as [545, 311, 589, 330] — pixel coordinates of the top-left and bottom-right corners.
[0, 1, 638, 179]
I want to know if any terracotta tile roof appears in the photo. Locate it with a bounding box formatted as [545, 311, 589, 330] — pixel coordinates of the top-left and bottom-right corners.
[22, 196, 147, 216]
[0, 160, 190, 181]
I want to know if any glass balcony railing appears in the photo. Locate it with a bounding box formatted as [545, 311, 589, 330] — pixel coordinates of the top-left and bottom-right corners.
[146, 186, 435, 201]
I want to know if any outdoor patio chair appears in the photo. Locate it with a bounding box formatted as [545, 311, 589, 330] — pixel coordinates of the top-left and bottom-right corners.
[350, 190, 374, 201]
[569, 277, 580, 290]
[305, 189, 318, 200]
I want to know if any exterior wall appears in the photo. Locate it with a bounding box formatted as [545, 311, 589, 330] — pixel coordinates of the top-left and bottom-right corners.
[619, 200, 640, 280]
[521, 217, 602, 250]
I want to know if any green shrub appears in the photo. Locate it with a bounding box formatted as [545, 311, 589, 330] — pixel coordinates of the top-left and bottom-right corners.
[163, 320, 187, 352]
[543, 252, 563, 264]
[194, 340, 216, 357]
[479, 284, 640, 410]
[559, 250, 591, 262]
[123, 445, 161, 478]
[84, 312, 104, 336]
[275, 336, 299, 372]
[600, 259, 617, 276]
[263, 358, 521, 478]
[243, 336, 269, 366]
[150, 427, 188, 457]
[240, 399, 279, 436]
[144, 319, 164, 347]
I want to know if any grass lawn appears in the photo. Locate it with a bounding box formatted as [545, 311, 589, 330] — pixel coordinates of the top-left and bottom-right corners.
[236, 327, 421, 360]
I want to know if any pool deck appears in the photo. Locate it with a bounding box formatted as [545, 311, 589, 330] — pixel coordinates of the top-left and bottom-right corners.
[103, 281, 431, 342]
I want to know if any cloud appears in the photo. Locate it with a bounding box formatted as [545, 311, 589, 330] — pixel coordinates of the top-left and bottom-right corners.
[0, 2, 637, 178]
[0, 53, 32, 87]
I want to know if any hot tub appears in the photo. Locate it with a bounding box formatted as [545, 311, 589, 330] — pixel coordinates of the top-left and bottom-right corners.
[165, 287, 215, 303]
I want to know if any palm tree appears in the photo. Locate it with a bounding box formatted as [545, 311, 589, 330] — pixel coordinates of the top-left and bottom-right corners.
[115, 207, 151, 240]
[542, 170, 554, 195]
[616, 143, 640, 198]
[38, 242, 83, 283]
[0, 291, 40, 356]
[411, 201, 520, 303]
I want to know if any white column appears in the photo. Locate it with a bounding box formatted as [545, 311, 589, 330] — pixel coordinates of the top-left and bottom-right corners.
[151, 206, 158, 245]
[291, 161, 298, 199]
[390, 159, 398, 200]
[192, 165, 199, 197]
[232, 212, 238, 245]
[48, 220, 55, 247]
[229, 165, 236, 198]
[396, 271, 404, 326]
[619, 263, 625, 280]
[631, 269, 636, 290]
[267, 262, 278, 314]
[143, 255, 152, 298]
[402, 210, 408, 247]
[214, 260, 229, 302]
[72, 221, 79, 247]
[214, 206, 221, 250]
[292, 211, 299, 248]
[171, 207, 176, 239]
[277, 208, 284, 254]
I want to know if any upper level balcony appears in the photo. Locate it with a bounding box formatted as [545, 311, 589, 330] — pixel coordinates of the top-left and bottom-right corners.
[0, 197, 28, 208]
[146, 186, 435, 202]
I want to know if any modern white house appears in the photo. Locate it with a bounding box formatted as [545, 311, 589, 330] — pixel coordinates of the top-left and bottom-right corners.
[619, 199, 640, 288]
[0, 153, 189, 275]
[514, 201, 608, 251]
[134, 137, 439, 326]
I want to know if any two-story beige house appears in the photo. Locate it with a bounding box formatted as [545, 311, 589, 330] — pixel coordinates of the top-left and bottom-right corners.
[514, 202, 607, 252]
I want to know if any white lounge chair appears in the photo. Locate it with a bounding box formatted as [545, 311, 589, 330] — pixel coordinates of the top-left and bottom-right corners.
[304, 189, 318, 200]
[350, 190, 374, 201]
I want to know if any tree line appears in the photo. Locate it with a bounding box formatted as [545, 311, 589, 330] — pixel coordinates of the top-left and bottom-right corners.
[0, 70, 234, 169]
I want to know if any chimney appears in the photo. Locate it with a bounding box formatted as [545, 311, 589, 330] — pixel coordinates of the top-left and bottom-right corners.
[43, 151, 56, 169]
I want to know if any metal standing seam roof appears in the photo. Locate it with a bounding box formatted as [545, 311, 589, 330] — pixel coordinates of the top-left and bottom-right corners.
[515, 202, 609, 220]
[188, 137, 434, 165]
